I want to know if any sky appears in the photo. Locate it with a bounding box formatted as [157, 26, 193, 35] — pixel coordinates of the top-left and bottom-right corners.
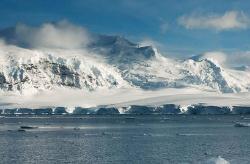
[0, 0, 250, 57]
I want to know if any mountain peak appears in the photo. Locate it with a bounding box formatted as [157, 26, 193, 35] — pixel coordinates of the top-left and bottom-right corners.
[89, 34, 156, 64]
[91, 35, 137, 48]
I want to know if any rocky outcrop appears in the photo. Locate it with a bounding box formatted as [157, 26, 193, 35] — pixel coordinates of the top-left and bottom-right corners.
[186, 105, 231, 114]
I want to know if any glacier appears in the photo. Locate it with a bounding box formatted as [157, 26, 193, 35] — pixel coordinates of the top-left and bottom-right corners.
[1, 104, 250, 115]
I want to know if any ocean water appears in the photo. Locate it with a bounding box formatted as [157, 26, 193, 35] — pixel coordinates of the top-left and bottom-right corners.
[0, 115, 249, 164]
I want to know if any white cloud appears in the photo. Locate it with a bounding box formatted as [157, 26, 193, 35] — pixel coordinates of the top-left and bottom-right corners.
[15, 20, 91, 49]
[202, 51, 227, 65]
[178, 11, 250, 31]
[139, 38, 164, 49]
[228, 51, 250, 66]
[199, 51, 250, 68]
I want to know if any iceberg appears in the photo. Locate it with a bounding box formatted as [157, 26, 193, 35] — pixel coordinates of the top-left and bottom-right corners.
[234, 122, 250, 127]
[203, 156, 230, 164]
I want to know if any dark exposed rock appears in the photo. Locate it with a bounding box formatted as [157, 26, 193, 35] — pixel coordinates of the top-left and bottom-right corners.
[0, 73, 6, 84]
[73, 107, 94, 114]
[126, 105, 155, 114]
[3, 109, 17, 114]
[232, 106, 250, 114]
[187, 105, 231, 114]
[96, 107, 119, 115]
[53, 107, 67, 115]
[34, 108, 53, 115]
[16, 108, 34, 114]
[155, 104, 181, 114]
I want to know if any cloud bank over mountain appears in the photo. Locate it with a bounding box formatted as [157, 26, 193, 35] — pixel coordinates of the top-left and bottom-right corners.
[1, 20, 91, 49]
[0, 21, 250, 68]
[178, 11, 250, 31]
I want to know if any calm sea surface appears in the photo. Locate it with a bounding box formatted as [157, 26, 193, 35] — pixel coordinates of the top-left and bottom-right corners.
[0, 115, 249, 164]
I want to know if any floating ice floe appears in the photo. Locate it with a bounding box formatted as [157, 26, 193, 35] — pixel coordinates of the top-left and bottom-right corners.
[203, 156, 230, 164]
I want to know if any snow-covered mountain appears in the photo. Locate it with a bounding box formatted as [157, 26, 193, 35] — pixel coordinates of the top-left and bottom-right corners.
[0, 32, 250, 95]
[88, 35, 250, 93]
[0, 45, 128, 95]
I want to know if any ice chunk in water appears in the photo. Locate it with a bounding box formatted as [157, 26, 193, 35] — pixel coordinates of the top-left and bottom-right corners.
[203, 156, 230, 164]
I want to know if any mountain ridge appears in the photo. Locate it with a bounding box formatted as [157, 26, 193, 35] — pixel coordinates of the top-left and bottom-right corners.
[0, 32, 249, 94]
